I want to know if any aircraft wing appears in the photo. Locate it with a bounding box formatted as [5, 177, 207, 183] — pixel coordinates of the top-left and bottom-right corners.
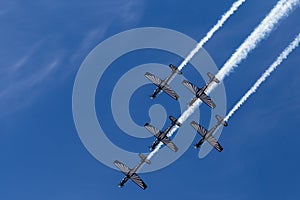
[161, 137, 178, 152]
[182, 80, 200, 95]
[161, 83, 179, 100]
[114, 160, 130, 175]
[190, 121, 207, 137]
[199, 93, 216, 109]
[145, 72, 163, 87]
[207, 136, 223, 152]
[130, 173, 147, 190]
[144, 123, 161, 139]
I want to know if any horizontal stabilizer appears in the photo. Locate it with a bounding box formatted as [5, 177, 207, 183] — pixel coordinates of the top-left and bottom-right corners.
[207, 72, 220, 83]
[138, 153, 151, 165]
[216, 115, 228, 126]
[169, 64, 182, 75]
[169, 116, 182, 126]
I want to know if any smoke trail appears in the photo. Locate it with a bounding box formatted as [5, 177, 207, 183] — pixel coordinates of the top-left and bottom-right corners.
[215, 0, 300, 84]
[146, 0, 299, 161]
[165, 0, 246, 84]
[178, 0, 246, 71]
[163, 0, 299, 150]
[146, 0, 246, 160]
[164, 0, 299, 147]
[224, 33, 300, 122]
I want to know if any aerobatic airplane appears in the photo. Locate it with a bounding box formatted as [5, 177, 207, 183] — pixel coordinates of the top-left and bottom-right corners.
[114, 153, 151, 190]
[190, 115, 227, 152]
[182, 72, 220, 108]
[144, 116, 181, 152]
[145, 64, 182, 100]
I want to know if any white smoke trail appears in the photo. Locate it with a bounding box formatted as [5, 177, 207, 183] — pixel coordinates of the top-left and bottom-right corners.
[167, 0, 300, 140]
[214, 0, 300, 84]
[146, 0, 300, 160]
[146, 0, 246, 160]
[178, 0, 246, 71]
[224, 33, 300, 122]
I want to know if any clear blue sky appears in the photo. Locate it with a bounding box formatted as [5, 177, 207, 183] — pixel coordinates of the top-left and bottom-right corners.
[1, 0, 300, 199]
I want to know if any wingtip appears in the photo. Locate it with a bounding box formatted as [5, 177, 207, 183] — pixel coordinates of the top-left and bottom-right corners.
[142, 185, 147, 190]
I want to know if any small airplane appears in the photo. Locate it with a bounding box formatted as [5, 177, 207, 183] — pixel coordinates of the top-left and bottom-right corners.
[190, 115, 227, 152]
[145, 64, 182, 100]
[114, 153, 151, 190]
[182, 72, 220, 108]
[144, 116, 181, 152]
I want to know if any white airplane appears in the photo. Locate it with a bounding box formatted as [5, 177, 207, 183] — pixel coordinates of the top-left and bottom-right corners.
[145, 64, 181, 100]
[114, 153, 151, 190]
[190, 115, 227, 152]
[182, 72, 220, 108]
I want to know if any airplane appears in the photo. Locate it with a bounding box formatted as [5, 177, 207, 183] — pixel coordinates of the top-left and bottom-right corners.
[145, 64, 182, 100]
[144, 116, 181, 152]
[114, 153, 151, 190]
[190, 115, 227, 152]
[182, 72, 220, 108]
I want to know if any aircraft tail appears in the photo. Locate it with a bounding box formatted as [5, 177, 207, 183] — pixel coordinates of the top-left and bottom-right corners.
[216, 115, 228, 126]
[207, 72, 220, 83]
[169, 116, 182, 126]
[169, 64, 182, 75]
[138, 153, 151, 165]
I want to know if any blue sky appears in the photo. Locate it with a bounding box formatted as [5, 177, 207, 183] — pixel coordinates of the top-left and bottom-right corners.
[1, 0, 300, 199]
